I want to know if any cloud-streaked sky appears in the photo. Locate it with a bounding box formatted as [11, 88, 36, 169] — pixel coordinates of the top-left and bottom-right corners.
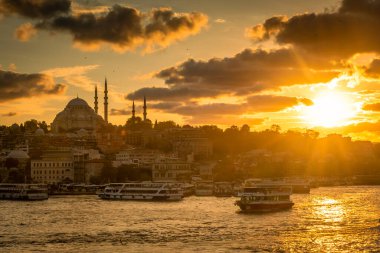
[2, 0, 380, 140]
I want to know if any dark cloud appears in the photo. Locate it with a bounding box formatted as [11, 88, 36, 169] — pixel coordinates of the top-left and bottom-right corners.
[365, 59, 380, 78]
[248, 0, 380, 58]
[2, 112, 16, 117]
[110, 108, 130, 116]
[0, 70, 65, 102]
[0, 0, 71, 19]
[165, 95, 311, 117]
[127, 48, 338, 101]
[246, 95, 312, 112]
[149, 102, 182, 110]
[363, 103, 380, 111]
[36, 5, 207, 52]
[126, 87, 214, 101]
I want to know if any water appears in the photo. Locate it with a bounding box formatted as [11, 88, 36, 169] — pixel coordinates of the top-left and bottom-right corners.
[0, 186, 379, 252]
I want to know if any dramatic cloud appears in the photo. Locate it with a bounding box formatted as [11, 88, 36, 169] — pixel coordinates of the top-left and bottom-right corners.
[246, 95, 312, 112]
[0, 70, 65, 102]
[127, 48, 338, 101]
[150, 102, 182, 110]
[0, 0, 71, 19]
[363, 103, 380, 111]
[36, 5, 208, 52]
[161, 95, 311, 117]
[2, 112, 16, 117]
[365, 59, 380, 78]
[248, 0, 380, 58]
[110, 108, 130, 116]
[14, 23, 37, 42]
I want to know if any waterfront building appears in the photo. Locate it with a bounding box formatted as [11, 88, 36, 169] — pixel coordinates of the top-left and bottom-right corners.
[152, 158, 192, 182]
[113, 148, 170, 168]
[31, 150, 74, 184]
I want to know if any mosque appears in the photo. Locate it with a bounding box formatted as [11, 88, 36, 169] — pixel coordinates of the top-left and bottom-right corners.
[51, 78, 149, 133]
[51, 79, 109, 133]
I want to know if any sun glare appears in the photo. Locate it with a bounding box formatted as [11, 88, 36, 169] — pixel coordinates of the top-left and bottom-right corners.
[302, 91, 357, 128]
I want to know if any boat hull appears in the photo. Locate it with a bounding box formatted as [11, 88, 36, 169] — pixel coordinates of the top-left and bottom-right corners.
[0, 193, 48, 201]
[98, 194, 182, 201]
[236, 201, 294, 212]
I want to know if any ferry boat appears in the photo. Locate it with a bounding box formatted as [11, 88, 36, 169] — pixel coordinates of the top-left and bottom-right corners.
[98, 182, 183, 201]
[214, 182, 234, 197]
[235, 185, 294, 212]
[0, 184, 48, 200]
[194, 181, 214, 196]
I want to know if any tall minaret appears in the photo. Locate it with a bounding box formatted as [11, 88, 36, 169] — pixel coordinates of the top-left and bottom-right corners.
[94, 85, 98, 114]
[104, 78, 108, 123]
[143, 95, 147, 121]
[132, 100, 136, 119]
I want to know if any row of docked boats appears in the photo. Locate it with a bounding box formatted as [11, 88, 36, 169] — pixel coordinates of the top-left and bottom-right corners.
[0, 178, 307, 212]
[0, 184, 49, 200]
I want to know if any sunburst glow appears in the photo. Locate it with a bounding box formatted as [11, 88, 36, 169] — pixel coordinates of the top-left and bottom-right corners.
[302, 91, 357, 128]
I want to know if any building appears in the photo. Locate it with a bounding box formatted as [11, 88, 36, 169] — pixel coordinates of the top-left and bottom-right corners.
[31, 150, 74, 184]
[152, 158, 192, 182]
[73, 148, 103, 183]
[113, 148, 170, 168]
[51, 79, 109, 133]
[169, 129, 213, 160]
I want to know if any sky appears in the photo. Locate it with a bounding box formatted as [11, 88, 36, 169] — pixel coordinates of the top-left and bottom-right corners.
[2, 0, 380, 141]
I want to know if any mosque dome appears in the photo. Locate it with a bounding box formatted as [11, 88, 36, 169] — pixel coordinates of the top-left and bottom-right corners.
[67, 97, 89, 107]
[51, 97, 105, 133]
[35, 128, 45, 136]
[7, 150, 29, 159]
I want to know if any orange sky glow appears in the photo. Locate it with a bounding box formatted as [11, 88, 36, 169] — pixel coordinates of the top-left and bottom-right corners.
[1, 0, 380, 141]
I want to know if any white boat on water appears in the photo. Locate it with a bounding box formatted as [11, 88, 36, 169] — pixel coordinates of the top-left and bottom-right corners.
[235, 185, 294, 212]
[98, 182, 183, 201]
[0, 184, 48, 200]
[194, 181, 214, 196]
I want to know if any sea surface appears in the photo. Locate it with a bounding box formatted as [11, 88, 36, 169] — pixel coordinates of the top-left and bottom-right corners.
[0, 186, 379, 252]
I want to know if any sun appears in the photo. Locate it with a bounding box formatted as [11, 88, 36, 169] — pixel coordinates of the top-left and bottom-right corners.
[302, 91, 357, 128]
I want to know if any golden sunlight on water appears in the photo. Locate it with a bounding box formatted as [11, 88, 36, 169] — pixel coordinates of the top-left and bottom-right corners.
[313, 198, 345, 223]
[0, 186, 379, 252]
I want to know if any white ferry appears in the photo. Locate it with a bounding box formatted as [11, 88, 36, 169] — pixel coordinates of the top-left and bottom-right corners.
[235, 185, 294, 212]
[98, 182, 183, 201]
[194, 181, 214, 196]
[0, 184, 48, 200]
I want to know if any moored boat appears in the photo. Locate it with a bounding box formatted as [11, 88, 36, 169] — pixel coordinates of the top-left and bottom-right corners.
[235, 185, 294, 212]
[214, 182, 234, 197]
[0, 184, 48, 200]
[194, 181, 214, 196]
[98, 182, 183, 201]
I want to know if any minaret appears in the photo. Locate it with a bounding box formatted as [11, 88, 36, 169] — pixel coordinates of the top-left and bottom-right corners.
[143, 95, 147, 121]
[94, 85, 98, 114]
[104, 78, 108, 123]
[132, 100, 136, 119]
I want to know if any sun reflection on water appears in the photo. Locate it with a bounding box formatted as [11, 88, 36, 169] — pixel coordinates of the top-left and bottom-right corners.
[313, 198, 345, 223]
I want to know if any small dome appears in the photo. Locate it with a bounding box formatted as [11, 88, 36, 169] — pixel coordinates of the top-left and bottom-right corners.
[77, 128, 88, 136]
[66, 97, 89, 107]
[7, 150, 29, 159]
[35, 128, 45, 136]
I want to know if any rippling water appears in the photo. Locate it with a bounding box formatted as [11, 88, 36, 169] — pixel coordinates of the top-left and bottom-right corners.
[0, 186, 379, 252]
